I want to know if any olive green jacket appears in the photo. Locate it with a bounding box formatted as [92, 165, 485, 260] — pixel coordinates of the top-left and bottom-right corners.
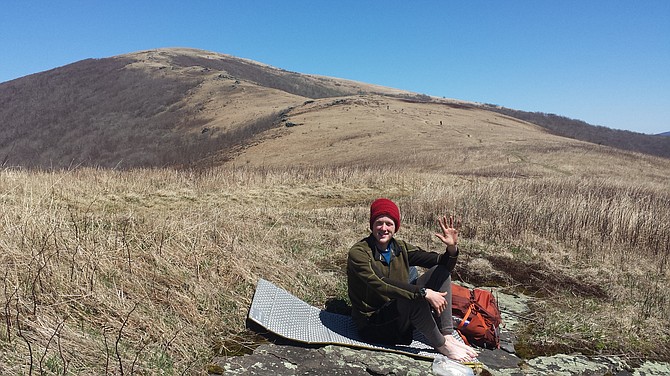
[346, 234, 458, 327]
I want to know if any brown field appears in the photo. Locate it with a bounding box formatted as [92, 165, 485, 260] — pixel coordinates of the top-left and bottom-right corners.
[0, 162, 669, 374]
[1, 48, 669, 374]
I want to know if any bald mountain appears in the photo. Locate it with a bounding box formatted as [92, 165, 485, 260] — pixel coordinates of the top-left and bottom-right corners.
[0, 48, 668, 180]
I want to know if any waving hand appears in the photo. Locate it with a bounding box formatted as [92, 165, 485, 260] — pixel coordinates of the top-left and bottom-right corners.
[434, 215, 460, 247]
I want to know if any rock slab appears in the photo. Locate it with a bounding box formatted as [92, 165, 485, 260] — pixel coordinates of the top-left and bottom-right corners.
[210, 343, 670, 376]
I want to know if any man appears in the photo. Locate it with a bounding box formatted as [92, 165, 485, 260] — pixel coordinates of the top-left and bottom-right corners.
[347, 198, 477, 361]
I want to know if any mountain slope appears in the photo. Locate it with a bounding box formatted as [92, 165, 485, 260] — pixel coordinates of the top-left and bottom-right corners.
[0, 49, 301, 168]
[229, 94, 670, 185]
[0, 48, 422, 169]
[481, 105, 670, 158]
[0, 47, 668, 184]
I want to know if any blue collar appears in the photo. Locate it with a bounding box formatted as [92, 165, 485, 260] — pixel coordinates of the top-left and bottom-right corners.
[379, 243, 392, 264]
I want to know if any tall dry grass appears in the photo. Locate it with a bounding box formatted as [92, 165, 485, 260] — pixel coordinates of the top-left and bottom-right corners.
[0, 166, 668, 374]
[399, 177, 670, 358]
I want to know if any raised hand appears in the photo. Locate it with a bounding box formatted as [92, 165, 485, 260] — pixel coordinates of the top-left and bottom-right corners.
[434, 215, 461, 247]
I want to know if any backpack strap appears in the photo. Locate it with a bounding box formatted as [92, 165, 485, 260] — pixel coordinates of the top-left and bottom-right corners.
[457, 303, 473, 330]
[456, 303, 475, 346]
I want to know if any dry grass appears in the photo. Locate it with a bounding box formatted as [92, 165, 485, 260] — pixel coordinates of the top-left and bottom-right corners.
[0, 165, 668, 374]
[398, 177, 670, 359]
[2, 47, 668, 374]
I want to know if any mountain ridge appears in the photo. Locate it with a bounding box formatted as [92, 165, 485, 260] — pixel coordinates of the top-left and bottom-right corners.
[0, 48, 668, 175]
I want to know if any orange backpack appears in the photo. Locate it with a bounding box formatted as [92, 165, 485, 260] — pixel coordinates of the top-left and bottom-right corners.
[450, 283, 503, 349]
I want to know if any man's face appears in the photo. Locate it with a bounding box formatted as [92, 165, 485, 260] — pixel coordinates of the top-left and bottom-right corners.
[372, 215, 396, 249]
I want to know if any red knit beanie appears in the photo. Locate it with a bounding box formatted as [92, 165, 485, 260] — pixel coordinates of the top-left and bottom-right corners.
[369, 198, 401, 231]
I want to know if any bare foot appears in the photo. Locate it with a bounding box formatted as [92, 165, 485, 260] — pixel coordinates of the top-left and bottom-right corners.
[435, 339, 473, 362]
[444, 334, 478, 358]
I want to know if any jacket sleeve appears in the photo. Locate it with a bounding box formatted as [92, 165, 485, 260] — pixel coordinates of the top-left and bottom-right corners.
[404, 241, 459, 272]
[347, 243, 422, 301]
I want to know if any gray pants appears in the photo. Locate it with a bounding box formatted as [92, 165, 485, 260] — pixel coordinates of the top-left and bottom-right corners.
[396, 265, 453, 348]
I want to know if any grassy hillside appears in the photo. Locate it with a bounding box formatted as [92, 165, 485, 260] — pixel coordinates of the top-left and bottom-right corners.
[481, 105, 670, 159]
[228, 94, 670, 187]
[0, 164, 668, 374]
[1, 48, 667, 171]
[0, 49, 314, 169]
[0, 48, 411, 170]
[1, 48, 669, 374]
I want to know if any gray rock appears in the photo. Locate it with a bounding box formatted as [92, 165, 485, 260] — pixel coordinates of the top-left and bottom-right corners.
[211, 343, 435, 375]
[211, 342, 670, 376]
[515, 354, 628, 375]
[634, 361, 670, 376]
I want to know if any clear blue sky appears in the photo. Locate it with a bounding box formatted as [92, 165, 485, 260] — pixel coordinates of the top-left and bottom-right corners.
[2, 1, 669, 134]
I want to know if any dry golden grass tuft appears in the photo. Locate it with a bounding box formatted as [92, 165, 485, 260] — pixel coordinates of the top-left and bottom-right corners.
[0, 165, 668, 374]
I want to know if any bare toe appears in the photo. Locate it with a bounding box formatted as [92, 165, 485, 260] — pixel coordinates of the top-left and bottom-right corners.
[444, 334, 478, 359]
[436, 340, 473, 362]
